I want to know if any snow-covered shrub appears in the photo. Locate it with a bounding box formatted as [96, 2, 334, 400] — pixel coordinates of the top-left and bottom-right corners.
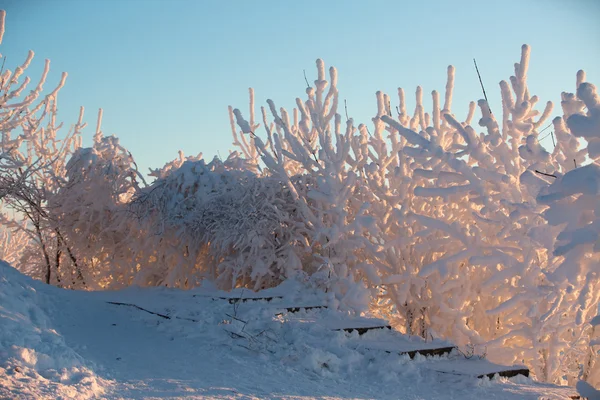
[129, 152, 310, 290]
[188, 172, 307, 289]
[47, 132, 145, 289]
[229, 67, 383, 309]
[536, 79, 600, 387]
[229, 46, 599, 384]
[372, 46, 576, 384]
[579, 313, 599, 392]
[0, 221, 29, 265]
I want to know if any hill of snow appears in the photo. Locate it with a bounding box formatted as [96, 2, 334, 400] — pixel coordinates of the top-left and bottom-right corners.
[0, 261, 584, 399]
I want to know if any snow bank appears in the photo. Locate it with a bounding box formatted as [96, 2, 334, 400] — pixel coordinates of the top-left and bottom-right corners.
[0, 261, 109, 399]
[0, 261, 582, 398]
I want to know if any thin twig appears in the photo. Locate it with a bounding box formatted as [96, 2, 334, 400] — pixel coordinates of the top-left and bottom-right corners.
[0, 56, 6, 86]
[344, 99, 349, 121]
[534, 170, 557, 179]
[456, 345, 474, 360]
[107, 301, 199, 322]
[107, 301, 171, 319]
[303, 69, 310, 88]
[473, 58, 492, 114]
[225, 329, 245, 339]
[225, 313, 248, 325]
[539, 129, 554, 141]
[539, 122, 553, 134]
[233, 288, 245, 317]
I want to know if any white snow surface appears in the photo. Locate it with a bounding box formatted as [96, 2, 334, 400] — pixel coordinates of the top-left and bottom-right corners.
[0, 261, 582, 399]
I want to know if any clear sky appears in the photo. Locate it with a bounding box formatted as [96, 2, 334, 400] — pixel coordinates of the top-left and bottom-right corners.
[1, 0, 599, 176]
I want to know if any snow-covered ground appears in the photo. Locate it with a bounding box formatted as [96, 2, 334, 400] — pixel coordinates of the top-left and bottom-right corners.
[0, 261, 582, 399]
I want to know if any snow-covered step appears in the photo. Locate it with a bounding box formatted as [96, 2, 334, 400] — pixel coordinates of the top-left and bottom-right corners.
[352, 335, 456, 359]
[319, 316, 392, 335]
[191, 280, 328, 307]
[282, 305, 327, 313]
[424, 358, 529, 379]
[219, 295, 283, 304]
[194, 294, 284, 303]
[274, 305, 328, 314]
[285, 315, 392, 335]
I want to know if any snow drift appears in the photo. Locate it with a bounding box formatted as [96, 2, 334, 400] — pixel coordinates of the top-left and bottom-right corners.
[0, 261, 583, 399]
[0, 261, 107, 398]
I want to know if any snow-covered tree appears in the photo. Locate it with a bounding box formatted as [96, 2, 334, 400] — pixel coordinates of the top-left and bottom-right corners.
[0, 9, 106, 287]
[0, 48, 83, 286]
[0, 10, 70, 195]
[0, 97, 85, 285]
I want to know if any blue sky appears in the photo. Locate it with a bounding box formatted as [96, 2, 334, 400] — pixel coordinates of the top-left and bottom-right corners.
[2, 0, 599, 176]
